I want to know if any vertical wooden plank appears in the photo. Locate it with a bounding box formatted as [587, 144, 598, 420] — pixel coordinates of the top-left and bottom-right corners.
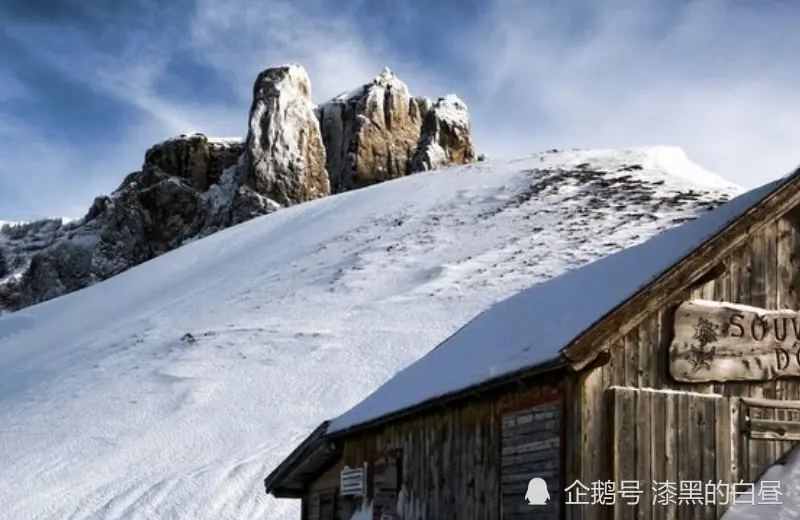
[739, 400, 753, 484]
[651, 389, 667, 520]
[481, 409, 488, 520]
[739, 235, 758, 305]
[635, 390, 652, 520]
[765, 221, 779, 310]
[775, 218, 794, 307]
[675, 392, 688, 520]
[765, 223, 781, 450]
[582, 370, 603, 520]
[657, 310, 674, 391]
[713, 255, 730, 303]
[637, 323, 652, 389]
[610, 388, 621, 520]
[424, 417, 432, 518]
[610, 388, 637, 520]
[686, 395, 701, 520]
[625, 332, 639, 387]
[701, 398, 716, 520]
[614, 339, 626, 387]
[665, 392, 678, 520]
[715, 398, 733, 519]
[729, 246, 742, 304]
[456, 411, 465, 520]
[565, 377, 585, 520]
[480, 414, 488, 520]
[491, 411, 500, 520]
[790, 215, 800, 309]
[443, 416, 452, 519]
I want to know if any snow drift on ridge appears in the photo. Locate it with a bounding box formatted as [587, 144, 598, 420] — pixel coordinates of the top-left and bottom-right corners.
[0, 147, 739, 520]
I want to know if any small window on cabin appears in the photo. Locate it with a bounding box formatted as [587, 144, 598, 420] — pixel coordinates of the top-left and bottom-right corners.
[319, 492, 336, 520]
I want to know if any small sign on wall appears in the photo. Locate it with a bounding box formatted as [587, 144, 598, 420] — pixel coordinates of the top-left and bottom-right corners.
[340, 463, 367, 497]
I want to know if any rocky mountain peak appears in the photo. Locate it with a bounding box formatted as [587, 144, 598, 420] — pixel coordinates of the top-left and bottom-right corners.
[317, 67, 475, 192]
[410, 94, 475, 172]
[243, 63, 329, 207]
[0, 62, 478, 314]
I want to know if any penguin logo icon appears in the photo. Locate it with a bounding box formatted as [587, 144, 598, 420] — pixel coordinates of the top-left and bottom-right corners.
[525, 477, 550, 505]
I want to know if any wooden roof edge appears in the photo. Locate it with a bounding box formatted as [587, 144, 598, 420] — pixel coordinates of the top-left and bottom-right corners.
[561, 166, 800, 372]
[263, 420, 336, 497]
[326, 357, 568, 440]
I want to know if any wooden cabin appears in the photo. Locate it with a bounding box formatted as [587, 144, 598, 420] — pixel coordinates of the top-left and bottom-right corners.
[265, 167, 800, 520]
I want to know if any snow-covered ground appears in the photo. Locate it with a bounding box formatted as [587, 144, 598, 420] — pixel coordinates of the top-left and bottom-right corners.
[0, 147, 739, 520]
[722, 445, 800, 519]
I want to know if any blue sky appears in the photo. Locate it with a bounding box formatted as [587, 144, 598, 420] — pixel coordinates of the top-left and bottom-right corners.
[2, 0, 800, 221]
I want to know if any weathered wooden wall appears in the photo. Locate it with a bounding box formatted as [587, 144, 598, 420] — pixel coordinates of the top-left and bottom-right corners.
[575, 213, 800, 520]
[307, 461, 345, 520]
[337, 380, 567, 520]
[605, 386, 732, 520]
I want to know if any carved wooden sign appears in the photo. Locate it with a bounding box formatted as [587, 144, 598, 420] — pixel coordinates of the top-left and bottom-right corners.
[670, 300, 800, 383]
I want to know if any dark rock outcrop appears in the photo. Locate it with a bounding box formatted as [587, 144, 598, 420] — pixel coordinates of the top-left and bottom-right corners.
[143, 133, 244, 191]
[0, 134, 279, 313]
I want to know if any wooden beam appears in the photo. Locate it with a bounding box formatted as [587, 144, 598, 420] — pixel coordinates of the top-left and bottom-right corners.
[748, 418, 800, 441]
[690, 261, 727, 289]
[742, 397, 800, 410]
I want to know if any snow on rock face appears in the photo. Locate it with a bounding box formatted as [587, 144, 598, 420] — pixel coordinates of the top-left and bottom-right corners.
[409, 94, 476, 173]
[143, 133, 244, 191]
[317, 67, 441, 192]
[243, 64, 330, 206]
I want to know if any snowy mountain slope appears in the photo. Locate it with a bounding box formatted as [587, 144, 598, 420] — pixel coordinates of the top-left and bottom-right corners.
[0, 147, 739, 520]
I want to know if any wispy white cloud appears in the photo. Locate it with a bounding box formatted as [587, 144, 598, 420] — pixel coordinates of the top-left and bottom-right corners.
[1, 0, 799, 220]
[0, 114, 157, 220]
[185, 0, 450, 104]
[458, 0, 800, 184]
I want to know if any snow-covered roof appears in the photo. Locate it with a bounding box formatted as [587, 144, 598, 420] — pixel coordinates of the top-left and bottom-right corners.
[327, 169, 796, 434]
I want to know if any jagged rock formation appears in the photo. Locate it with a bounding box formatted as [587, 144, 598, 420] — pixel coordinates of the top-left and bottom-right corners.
[410, 94, 475, 173]
[0, 63, 478, 314]
[243, 65, 330, 206]
[316, 67, 475, 192]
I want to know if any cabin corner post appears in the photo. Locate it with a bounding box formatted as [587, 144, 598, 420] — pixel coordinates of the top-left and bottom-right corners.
[562, 373, 587, 520]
